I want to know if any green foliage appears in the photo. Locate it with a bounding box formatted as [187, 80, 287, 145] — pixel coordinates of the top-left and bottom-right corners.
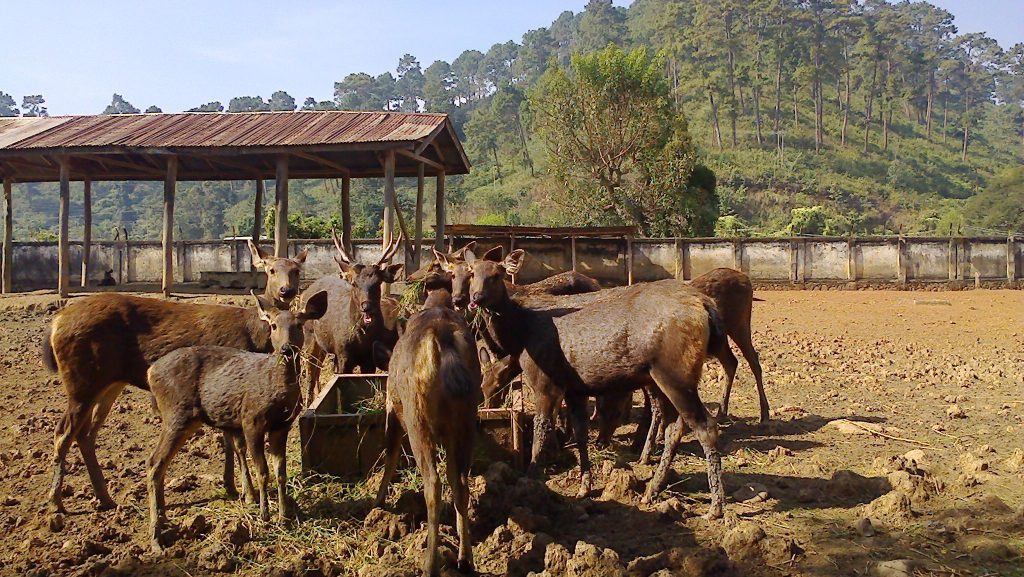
[101, 94, 140, 115]
[187, 101, 224, 112]
[144, 105, 162, 113]
[269, 91, 296, 111]
[715, 215, 747, 237]
[963, 166, 1024, 233]
[0, 92, 19, 116]
[21, 95, 46, 117]
[228, 96, 270, 112]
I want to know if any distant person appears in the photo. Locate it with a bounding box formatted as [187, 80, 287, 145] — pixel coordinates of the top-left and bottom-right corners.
[99, 269, 116, 286]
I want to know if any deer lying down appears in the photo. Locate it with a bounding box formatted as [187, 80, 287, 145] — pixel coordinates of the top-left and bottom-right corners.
[43, 244, 308, 515]
[145, 291, 327, 552]
[374, 284, 481, 577]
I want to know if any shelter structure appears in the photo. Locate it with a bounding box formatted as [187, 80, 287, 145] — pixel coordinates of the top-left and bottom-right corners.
[0, 110, 469, 296]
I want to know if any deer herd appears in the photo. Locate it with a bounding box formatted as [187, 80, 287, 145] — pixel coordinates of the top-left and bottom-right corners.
[41, 234, 768, 576]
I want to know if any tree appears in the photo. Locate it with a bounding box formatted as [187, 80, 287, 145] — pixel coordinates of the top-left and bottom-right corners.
[21, 95, 47, 117]
[102, 93, 141, 115]
[395, 54, 424, 112]
[0, 92, 18, 116]
[423, 60, 455, 113]
[514, 28, 553, 84]
[374, 73, 399, 111]
[451, 50, 485, 103]
[301, 97, 317, 111]
[334, 72, 377, 110]
[268, 90, 296, 111]
[963, 165, 1024, 231]
[577, 0, 626, 52]
[1000, 43, 1024, 154]
[531, 45, 714, 235]
[188, 101, 224, 112]
[228, 96, 270, 112]
[479, 41, 519, 91]
[954, 33, 1001, 161]
[145, 105, 162, 113]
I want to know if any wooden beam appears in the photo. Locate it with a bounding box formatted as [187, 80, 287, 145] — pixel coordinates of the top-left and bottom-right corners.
[81, 178, 92, 287]
[382, 150, 396, 250]
[571, 236, 577, 272]
[162, 156, 178, 297]
[626, 235, 634, 286]
[341, 176, 352, 254]
[252, 178, 265, 248]
[414, 122, 448, 156]
[396, 148, 443, 172]
[414, 163, 424, 269]
[274, 155, 289, 257]
[292, 151, 351, 176]
[57, 157, 71, 297]
[2, 177, 11, 293]
[78, 154, 164, 177]
[435, 170, 446, 251]
[391, 195, 414, 266]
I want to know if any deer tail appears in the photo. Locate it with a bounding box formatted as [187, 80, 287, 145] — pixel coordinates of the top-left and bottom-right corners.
[704, 300, 727, 355]
[42, 325, 58, 373]
[435, 329, 475, 399]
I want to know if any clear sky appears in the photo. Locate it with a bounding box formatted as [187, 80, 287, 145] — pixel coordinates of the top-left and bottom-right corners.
[1, 0, 1019, 116]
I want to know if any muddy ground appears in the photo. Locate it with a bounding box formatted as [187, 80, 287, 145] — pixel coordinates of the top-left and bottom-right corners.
[0, 289, 1022, 577]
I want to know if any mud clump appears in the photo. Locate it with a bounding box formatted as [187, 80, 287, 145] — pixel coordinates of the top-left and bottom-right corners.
[863, 491, 914, 528]
[529, 541, 626, 577]
[720, 522, 765, 561]
[364, 507, 413, 541]
[826, 470, 888, 499]
[600, 468, 641, 502]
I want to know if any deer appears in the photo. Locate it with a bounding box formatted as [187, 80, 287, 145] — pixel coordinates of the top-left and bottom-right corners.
[465, 247, 726, 518]
[146, 291, 328, 552]
[42, 245, 307, 515]
[247, 239, 309, 310]
[301, 231, 403, 402]
[373, 282, 481, 576]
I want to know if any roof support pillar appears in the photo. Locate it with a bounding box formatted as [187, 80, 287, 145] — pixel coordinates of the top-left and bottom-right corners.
[414, 163, 424, 270]
[252, 178, 264, 246]
[2, 177, 12, 293]
[341, 176, 352, 254]
[162, 156, 178, 297]
[80, 178, 91, 287]
[434, 170, 446, 251]
[58, 157, 71, 298]
[382, 150, 396, 251]
[274, 155, 289, 257]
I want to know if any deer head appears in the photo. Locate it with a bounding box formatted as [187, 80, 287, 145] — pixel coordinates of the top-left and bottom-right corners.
[465, 245, 525, 311]
[248, 239, 308, 309]
[332, 229, 404, 326]
[253, 289, 328, 358]
[434, 241, 478, 310]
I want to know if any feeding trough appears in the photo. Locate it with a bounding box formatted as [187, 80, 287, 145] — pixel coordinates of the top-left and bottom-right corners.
[299, 374, 531, 480]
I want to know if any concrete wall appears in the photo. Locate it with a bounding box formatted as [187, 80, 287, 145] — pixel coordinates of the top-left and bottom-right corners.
[7, 235, 1021, 291]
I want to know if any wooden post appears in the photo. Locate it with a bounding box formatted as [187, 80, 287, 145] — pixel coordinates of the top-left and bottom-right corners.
[57, 157, 71, 297]
[571, 236, 578, 272]
[161, 156, 178, 297]
[1008, 233, 1016, 283]
[274, 156, 289, 258]
[2, 177, 11, 293]
[673, 237, 680, 279]
[732, 239, 742, 271]
[341, 175, 352, 254]
[382, 150, 396, 250]
[948, 236, 957, 281]
[510, 234, 517, 285]
[414, 163, 424, 269]
[789, 240, 798, 283]
[80, 178, 91, 287]
[435, 170, 446, 251]
[847, 235, 856, 281]
[626, 235, 634, 286]
[252, 179, 264, 242]
[896, 235, 907, 285]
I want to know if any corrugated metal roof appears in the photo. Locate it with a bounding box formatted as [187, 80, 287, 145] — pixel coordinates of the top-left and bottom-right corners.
[0, 110, 450, 150]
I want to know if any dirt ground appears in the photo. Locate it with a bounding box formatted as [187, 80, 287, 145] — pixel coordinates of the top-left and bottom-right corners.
[0, 289, 1022, 577]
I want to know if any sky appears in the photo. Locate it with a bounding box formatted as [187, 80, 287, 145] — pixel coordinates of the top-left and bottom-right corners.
[1, 0, 1019, 116]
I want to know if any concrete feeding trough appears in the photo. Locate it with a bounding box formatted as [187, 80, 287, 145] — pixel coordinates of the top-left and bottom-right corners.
[197, 270, 265, 289]
[299, 374, 531, 480]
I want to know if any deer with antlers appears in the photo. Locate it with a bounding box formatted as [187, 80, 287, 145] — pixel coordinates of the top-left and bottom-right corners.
[302, 231, 404, 400]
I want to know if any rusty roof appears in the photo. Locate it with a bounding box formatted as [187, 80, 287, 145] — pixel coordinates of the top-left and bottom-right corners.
[0, 111, 469, 182]
[444, 225, 638, 238]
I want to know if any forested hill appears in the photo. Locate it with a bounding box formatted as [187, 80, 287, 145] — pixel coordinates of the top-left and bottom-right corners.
[2, 0, 1022, 241]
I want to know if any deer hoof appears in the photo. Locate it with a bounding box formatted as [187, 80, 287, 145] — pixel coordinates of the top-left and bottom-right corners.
[96, 497, 117, 512]
[702, 505, 724, 520]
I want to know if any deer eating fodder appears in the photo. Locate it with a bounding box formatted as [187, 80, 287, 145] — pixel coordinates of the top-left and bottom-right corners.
[466, 247, 726, 517]
[302, 230, 403, 400]
[146, 291, 327, 552]
[42, 255, 308, 515]
[373, 285, 481, 576]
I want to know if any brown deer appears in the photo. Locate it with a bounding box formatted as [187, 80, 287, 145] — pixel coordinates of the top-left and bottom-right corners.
[146, 291, 327, 552]
[466, 247, 726, 517]
[247, 239, 309, 310]
[302, 231, 403, 400]
[373, 284, 480, 576]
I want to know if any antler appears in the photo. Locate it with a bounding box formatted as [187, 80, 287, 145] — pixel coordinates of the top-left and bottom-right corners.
[331, 228, 352, 264]
[376, 231, 404, 267]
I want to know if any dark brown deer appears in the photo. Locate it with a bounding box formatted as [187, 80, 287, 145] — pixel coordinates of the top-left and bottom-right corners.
[374, 284, 480, 576]
[42, 291, 302, 513]
[302, 231, 403, 400]
[248, 239, 309, 310]
[146, 291, 327, 551]
[466, 247, 726, 517]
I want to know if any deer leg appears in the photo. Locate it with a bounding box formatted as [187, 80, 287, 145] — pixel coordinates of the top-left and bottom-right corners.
[527, 385, 560, 477]
[444, 437, 475, 574]
[409, 433, 441, 577]
[226, 432, 256, 504]
[638, 389, 665, 466]
[374, 410, 405, 508]
[244, 426, 271, 522]
[48, 398, 94, 514]
[303, 336, 327, 406]
[268, 428, 292, 522]
[644, 416, 685, 504]
[77, 383, 124, 511]
[716, 344, 740, 422]
[147, 419, 200, 552]
[631, 388, 653, 455]
[222, 434, 238, 500]
[736, 333, 768, 423]
[650, 364, 723, 519]
[566, 395, 593, 498]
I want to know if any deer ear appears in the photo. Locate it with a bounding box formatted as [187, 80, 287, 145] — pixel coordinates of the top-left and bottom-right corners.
[478, 345, 493, 366]
[503, 249, 526, 274]
[292, 248, 309, 265]
[434, 248, 457, 273]
[383, 263, 404, 283]
[299, 290, 329, 321]
[482, 245, 504, 263]
[248, 239, 268, 270]
[252, 290, 273, 323]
